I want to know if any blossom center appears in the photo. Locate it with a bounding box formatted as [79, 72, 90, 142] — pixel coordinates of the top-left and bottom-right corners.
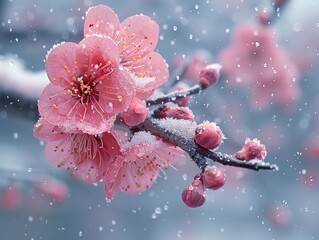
[66, 75, 97, 103]
[70, 134, 104, 161]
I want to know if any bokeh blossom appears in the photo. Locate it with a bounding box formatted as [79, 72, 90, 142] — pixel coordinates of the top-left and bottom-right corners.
[219, 23, 300, 110]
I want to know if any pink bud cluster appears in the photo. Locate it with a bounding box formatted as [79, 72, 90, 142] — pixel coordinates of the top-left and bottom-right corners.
[182, 167, 225, 208]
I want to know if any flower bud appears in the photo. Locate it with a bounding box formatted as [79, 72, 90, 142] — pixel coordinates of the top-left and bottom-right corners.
[202, 167, 225, 190]
[181, 178, 206, 208]
[194, 121, 223, 149]
[235, 138, 267, 161]
[120, 98, 148, 126]
[199, 64, 221, 89]
[153, 105, 195, 121]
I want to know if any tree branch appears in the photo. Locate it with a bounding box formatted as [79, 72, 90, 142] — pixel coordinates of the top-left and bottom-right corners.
[139, 117, 279, 172]
[146, 84, 203, 107]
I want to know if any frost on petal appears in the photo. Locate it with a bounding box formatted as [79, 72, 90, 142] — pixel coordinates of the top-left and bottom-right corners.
[84, 5, 120, 37]
[46, 42, 78, 86]
[33, 118, 65, 142]
[117, 15, 159, 63]
[130, 52, 169, 99]
[76, 35, 120, 75]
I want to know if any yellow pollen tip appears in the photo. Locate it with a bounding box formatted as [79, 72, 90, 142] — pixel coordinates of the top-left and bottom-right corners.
[138, 71, 146, 77]
[122, 41, 127, 47]
[117, 95, 123, 102]
[107, 60, 112, 65]
[72, 77, 76, 81]
[67, 89, 71, 94]
[52, 103, 57, 108]
[64, 66, 68, 69]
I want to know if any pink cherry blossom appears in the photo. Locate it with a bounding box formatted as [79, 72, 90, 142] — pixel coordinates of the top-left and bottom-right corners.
[39, 35, 135, 135]
[219, 23, 279, 85]
[104, 131, 184, 200]
[219, 23, 300, 109]
[84, 5, 168, 99]
[250, 60, 300, 110]
[34, 119, 120, 183]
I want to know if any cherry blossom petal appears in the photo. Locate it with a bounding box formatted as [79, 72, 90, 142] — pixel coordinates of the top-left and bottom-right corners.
[33, 118, 65, 142]
[76, 35, 120, 76]
[84, 5, 120, 37]
[118, 156, 159, 194]
[71, 100, 116, 135]
[38, 83, 116, 135]
[72, 132, 120, 183]
[153, 140, 185, 167]
[116, 15, 159, 63]
[104, 132, 184, 197]
[45, 138, 75, 170]
[46, 132, 120, 183]
[130, 52, 169, 99]
[46, 42, 78, 87]
[97, 67, 135, 114]
[38, 83, 80, 127]
[104, 156, 124, 200]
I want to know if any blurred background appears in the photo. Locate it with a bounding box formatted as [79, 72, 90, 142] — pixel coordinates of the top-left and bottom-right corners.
[0, 0, 319, 239]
